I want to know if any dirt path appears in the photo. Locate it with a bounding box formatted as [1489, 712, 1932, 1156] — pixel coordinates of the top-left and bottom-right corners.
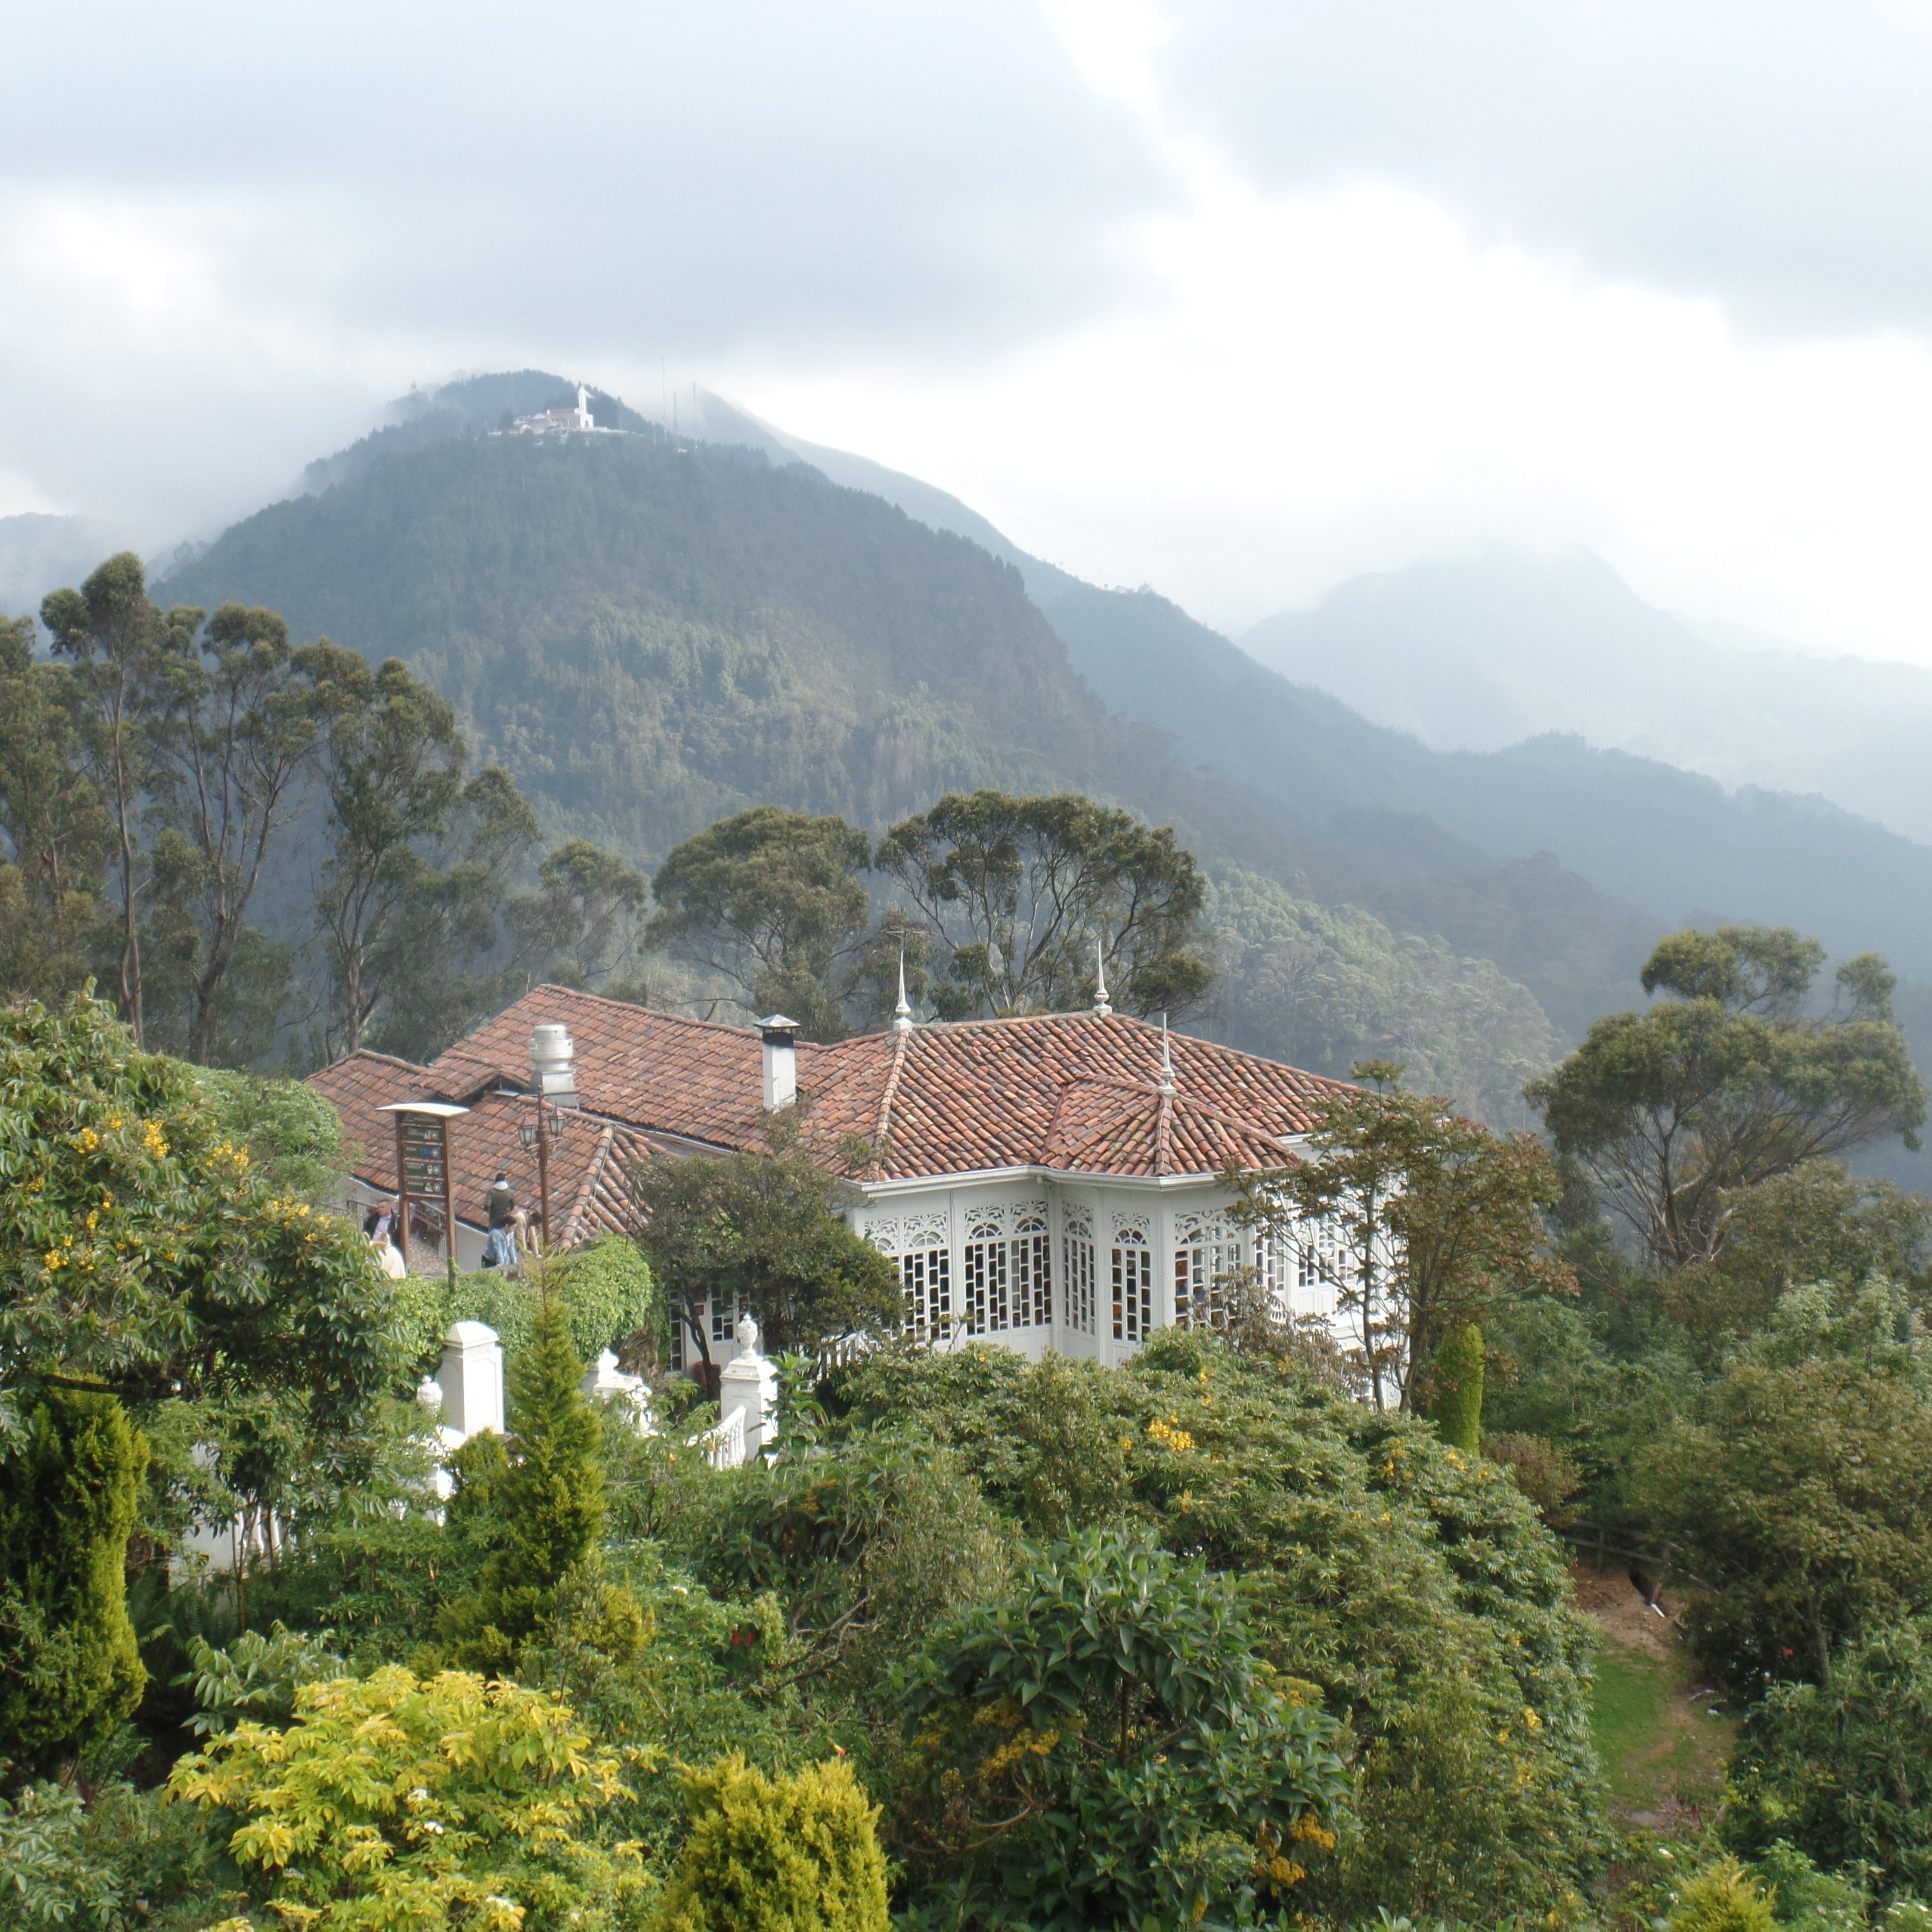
[1573, 1560, 1733, 1833]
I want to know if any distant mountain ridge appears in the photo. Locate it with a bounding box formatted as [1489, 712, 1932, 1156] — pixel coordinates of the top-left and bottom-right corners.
[115, 370, 1932, 1171]
[1240, 553, 1932, 846]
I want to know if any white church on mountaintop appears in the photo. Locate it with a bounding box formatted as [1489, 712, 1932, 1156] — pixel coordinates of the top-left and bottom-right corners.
[308, 973, 1362, 1375]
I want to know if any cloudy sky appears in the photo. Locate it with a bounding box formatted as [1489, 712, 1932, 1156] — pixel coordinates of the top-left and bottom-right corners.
[10, 1, 1932, 656]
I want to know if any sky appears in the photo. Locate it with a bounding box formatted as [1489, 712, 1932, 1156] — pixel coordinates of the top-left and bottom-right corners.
[10, 1, 1932, 657]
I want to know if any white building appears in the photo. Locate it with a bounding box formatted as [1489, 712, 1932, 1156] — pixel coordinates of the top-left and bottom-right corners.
[310, 984, 1361, 1373]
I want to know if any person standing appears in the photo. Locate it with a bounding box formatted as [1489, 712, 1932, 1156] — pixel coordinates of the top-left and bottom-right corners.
[483, 1172, 517, 1268]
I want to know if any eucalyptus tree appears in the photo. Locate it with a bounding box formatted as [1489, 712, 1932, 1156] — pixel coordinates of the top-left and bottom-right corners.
[143, 602, 331, 1064]
[40, 554, 169, 1039]
[1528, 924, 1927, 1270]
[0, 615, 113, 1002]
[647, 805, 875, 1040]
[875, 789, 1212, 1021]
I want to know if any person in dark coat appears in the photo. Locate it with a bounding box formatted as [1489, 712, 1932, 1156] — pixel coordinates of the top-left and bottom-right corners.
[483, 1174, 517, 1268]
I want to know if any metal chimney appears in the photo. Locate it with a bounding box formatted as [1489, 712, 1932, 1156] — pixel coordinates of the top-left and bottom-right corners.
[760, 1014, 798, 1111]
[531, 1023, 578, 1107]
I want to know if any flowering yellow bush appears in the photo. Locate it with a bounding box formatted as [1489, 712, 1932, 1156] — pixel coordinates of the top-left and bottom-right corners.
[169, 1667, 651, 1932]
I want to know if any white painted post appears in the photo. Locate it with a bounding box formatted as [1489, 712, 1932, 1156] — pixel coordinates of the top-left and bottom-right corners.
[437, 1321, 506, 1438]
[581, 1348, 652, 1433]
[718, 1315, 778, 1459]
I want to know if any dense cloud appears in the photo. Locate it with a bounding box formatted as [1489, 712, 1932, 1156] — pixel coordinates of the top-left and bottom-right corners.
[1158, 1, 1932, 340]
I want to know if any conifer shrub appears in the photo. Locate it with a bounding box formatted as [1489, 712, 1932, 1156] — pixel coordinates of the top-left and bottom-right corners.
[439, 1289, 644, 1675]
[0, 1388, 149, 1778]
[1667, 1856, 1780, 1932]
[1428, 1321, 1484, 1454]
[649, 1753, 889, 1932]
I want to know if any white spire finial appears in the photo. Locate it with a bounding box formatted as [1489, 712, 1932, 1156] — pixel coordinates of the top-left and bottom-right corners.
[893, 948, 913, 1033]
[1157, 1011, 1176, 1094]
[1092, 937, 1113, 1016]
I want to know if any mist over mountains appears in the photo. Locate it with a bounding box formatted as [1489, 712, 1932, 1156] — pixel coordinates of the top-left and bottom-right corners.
[18, 366, 1932, 1166]
[1242, 553, 1932, 845]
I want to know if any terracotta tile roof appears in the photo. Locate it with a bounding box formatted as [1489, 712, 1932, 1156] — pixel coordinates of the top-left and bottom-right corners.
[307, 1049, 647, 1246]
[802, 1011, 1350, 1180]
[309, 988, 1352, 1187]
[428, 992, 769, 1153]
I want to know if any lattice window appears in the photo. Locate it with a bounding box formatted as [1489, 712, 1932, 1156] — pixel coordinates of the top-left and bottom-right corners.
[1173, 1214, 1243, 1330]
[1063, 1229, 1096, 1334]
[1296, 1218, 1345, 1307]
[1112, 1225, 1153, 1343]
[669, 1294, 740, 1373]
[902, 1247, 952, 1343]
[1255, 1231, 1291, 1319]
[863, 1218, 899, 1255]
[964, 1231, 1010, 1334]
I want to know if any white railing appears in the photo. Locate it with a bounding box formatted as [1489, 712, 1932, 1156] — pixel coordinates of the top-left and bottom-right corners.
[693, 1407, 746, 1469]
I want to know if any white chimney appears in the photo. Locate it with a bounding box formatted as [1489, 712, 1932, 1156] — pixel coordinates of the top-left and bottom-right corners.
[760, 1015, 798, 1111]
[531, 1023, 578, 1106]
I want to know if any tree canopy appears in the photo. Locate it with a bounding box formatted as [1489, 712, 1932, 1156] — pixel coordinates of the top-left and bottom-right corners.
[1226, 1063, 1572, 1412]
[647, 806, 875, 1040]
[1530, 924, 1927, 1270]
[875, 789, 1213, 1021]
[0, 993, 399, 1428]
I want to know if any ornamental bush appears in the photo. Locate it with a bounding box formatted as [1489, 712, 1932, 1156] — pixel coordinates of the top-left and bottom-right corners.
[0, 1388, 149, 1778]
[1726, 1616, 1932, 1895]
[1667, 1857, 1781, 1932]
[649, 1754, 889, 1932]
[894, 1527, 1349, 1931]
[169, 1667, 649, 1932]
[835, 1333, 1600, 1925]
[1428, 1320, 1484, 1453]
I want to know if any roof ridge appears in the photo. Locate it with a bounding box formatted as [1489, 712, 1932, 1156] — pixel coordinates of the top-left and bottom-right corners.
[870, 1030, 911, 1177]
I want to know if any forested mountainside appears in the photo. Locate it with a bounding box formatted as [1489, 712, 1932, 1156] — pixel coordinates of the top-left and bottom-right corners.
[153, 379, 1932, 1151]
[1243, 552, 1932, 846]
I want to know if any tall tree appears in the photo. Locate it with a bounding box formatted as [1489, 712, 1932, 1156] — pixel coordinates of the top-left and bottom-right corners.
[630, 1113, 901, 1386]
[0, 616, 113, 1001]
[1225, 1062, 1572, 1412]
[875, 789, 1212, 1021]
[647, 806, 874, 1040]
[368, 763, 540, 1062]
[1527, 924, 1927, 1270]
[310, 652, 468, 1056]
[143, 602, 326, 1064]
[40, 555, 168, 1040]
[509, 836, 650, 996]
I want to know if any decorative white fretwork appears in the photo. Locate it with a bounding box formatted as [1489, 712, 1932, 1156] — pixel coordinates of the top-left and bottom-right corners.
[881, 1208, 954, 1342]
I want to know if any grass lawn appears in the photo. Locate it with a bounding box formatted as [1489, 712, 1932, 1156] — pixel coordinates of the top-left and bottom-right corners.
[1579, 1579, 1733, 1827]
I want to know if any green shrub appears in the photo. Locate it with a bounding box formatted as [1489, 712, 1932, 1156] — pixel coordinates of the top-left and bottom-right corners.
[394, 1236, 660, 1376]
[649, 1753, 889, 1932]
[170, 1667, 648, 1931]
[0, 1388, 149, 1779]
[1427, 1321, 1484, 1453]
[1668, 1857, 1781, 1932]
[838, 1332, 1601, 1926]
[1727, 1616, 1932, 1894]
[895, 1527, 1349, 1929]
[0, 1779, 216, 1931]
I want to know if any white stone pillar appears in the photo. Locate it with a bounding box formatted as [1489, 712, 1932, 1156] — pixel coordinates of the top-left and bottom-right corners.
[437, 1321, 506, 1438]
[718, 1315, 778, 1459]
[581, 1348, 652, 1434]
